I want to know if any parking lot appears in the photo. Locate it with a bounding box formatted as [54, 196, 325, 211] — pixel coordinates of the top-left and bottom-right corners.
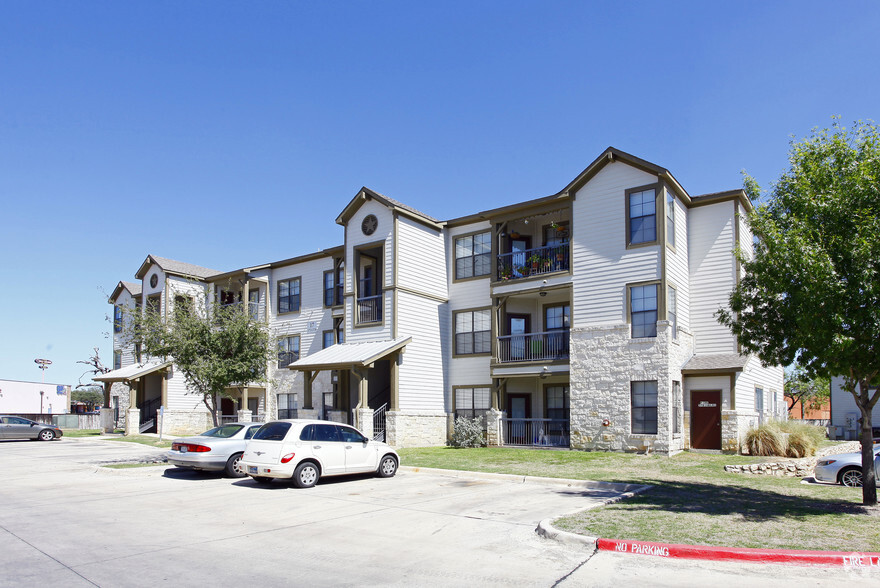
[0, 437, 870, 587]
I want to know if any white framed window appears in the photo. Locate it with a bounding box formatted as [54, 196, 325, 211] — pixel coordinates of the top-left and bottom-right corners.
[454, 232, 491, 279]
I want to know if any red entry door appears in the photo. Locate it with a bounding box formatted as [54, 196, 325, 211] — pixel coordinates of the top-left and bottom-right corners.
[691, 390, 722, 450]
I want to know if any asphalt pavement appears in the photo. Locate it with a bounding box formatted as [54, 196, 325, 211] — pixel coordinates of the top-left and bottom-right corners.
[1, 436, 876, 587]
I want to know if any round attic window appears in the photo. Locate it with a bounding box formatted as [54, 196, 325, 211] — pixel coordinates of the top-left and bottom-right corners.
[361, 214, 378, 236]
[150, 274, 158, 288]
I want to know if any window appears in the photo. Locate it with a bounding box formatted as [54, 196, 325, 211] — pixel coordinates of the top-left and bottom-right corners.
[545, 385, 569, 421]
[755, 388, 764, 413]
[666, 191, 676, 247]
[323, 330, 334, 349]
[277, 278, 301, 314]
[323, 268, 344, 307]
[113, 305, 123, 333]
[278, 336, 300, 368]
[174, 295, 193, 320]
[667, 286, 677, 340]
[113, 350, 122, 370]
[544, 304, 570, 357]
[454, 309, 491, 355]
[134, 342, 142, 363]
[630, 284, 658, 338]
[277, 393, 297, 419]
[335, 318, 345, 345]
[628, 188, 656, 245]
[631, 381, 658, 434]
[455, 387, 491, 419]
[454, 232, 491, 279]
[672, 381, 682, 435]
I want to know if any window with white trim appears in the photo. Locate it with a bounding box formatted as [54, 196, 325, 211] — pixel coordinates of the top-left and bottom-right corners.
[454, 309, 491, 355]
[630, 284, 658, 338]
[631, 381, 658, 434]
[629, 189, 656, 244]
[454, 232, 491, 279]
[455, 387, 490, 419]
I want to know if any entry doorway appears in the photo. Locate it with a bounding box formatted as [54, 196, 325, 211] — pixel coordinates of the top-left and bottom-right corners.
[507, 394, 531, 445]
[691, 390, 722, 450]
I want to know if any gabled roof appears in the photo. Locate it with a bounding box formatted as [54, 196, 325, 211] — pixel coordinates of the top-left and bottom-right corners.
[681, 353, 750, 374]
[135, 255, 222, 281]
[93, 360, 172, 383]
[560, 146, 690, 202]
[108, 281, 142, 304]
[288, 337, 411, 372]
[336, 187, 442, 230]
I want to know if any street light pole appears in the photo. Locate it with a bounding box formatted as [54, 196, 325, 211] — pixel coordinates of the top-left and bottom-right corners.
[34, 358, 52, 414]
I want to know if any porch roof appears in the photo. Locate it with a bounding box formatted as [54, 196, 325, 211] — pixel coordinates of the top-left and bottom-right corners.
[681, 353, 749, 374]
[94, 360, 172, 383]
[288, 337, 411, 372]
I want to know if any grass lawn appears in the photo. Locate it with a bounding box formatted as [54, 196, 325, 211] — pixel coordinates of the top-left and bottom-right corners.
[63, 429, 172, 448]
[398, 446, 880, 552]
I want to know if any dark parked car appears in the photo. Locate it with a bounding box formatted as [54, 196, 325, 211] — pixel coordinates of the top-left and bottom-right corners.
[0, 416, 63, 441]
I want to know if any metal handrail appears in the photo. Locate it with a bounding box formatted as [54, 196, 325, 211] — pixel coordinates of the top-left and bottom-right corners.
[503, 418, 570, 447]
[497, 242, 570, 281]
[496, 329, 570, 363]
[357, 294, 382, 323]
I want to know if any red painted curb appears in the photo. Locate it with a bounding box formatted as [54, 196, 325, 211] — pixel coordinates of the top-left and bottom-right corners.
[596, 538, 880, 568]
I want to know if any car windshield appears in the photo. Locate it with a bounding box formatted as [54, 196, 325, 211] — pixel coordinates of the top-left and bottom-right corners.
[253, 422, 291, 441]
[200, 425, 244, 438]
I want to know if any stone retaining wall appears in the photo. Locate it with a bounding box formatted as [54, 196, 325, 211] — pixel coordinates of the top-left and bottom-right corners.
[724, 442, 861, 477]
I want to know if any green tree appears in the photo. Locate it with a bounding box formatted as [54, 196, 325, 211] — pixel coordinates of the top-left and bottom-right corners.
[127, 290, 273, 427]
[72, 387, 104, 409]
[784, 366, 830, 420]
[718, 119, 880, 505]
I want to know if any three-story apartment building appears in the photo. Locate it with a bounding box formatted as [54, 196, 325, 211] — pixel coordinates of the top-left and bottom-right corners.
[100, 147, 782, 452]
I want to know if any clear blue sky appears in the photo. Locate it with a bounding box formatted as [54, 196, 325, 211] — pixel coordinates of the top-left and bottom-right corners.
[1, 1, 877, 387]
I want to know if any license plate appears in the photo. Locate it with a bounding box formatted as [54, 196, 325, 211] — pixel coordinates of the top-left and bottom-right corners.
[248, 466, 258, 474]
[180, 446, 188, 453]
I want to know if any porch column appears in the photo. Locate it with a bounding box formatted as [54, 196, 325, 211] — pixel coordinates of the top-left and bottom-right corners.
[238, 386, 252, 422]
[303, 370, 313, 409]
[243, 280, 250, 315]
[390, 353, 400, 411]
[100, 381, 115, 433]
[125, 379, 140, 436]
[161, 370, 168, 409]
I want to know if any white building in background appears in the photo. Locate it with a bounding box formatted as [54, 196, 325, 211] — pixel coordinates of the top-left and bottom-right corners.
[100, 147, 783, 452]
[0, 379, 70, 414]
[828, 377, 880, 440]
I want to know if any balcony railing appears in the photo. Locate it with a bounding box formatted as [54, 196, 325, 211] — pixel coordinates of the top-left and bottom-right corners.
[357, 294, 382, 324]
[497, 243, 570, 281]
[503, 418, 570, 447]
[496, 329, 570, 363]
[219, 301, 265, 321]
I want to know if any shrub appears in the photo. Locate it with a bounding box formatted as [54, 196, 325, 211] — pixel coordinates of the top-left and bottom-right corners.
[744, 423, 785, 456]
[785, 430, 816, 458]
[450, 416, 485, 448]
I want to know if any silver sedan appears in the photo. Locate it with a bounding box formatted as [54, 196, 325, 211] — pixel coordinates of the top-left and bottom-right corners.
[167, 422, 263, 478]
[814, 443, 880, 487]
[0, 416, 63, 441]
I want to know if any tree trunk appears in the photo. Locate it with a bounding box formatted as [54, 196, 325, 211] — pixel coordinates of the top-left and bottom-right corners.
[857, 381, 877, 506]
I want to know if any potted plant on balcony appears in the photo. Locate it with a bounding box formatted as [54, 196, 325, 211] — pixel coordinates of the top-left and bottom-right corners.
[528, 254, 542, 272]
[500, 266, 513, 280]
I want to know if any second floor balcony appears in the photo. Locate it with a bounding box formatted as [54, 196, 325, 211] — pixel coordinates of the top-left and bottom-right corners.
[497, 242, 570, 282]
[496, 329, 570, 363]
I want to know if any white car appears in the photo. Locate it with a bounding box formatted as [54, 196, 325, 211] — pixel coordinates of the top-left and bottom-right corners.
[241, 420, 399, 488]
[814, 443, 880, 487]
[167, 422, 263, 478]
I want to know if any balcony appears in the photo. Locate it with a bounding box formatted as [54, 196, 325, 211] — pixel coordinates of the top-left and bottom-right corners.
[496, 329, 570, 363]
[357, 294, 382, 324]
[497, 243, 570, 281]
[503, 418, 570, 447]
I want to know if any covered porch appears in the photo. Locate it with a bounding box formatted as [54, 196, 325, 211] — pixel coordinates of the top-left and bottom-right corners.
[484, 372, 571, 448]
[94, 360, 172, 435]
[287, 337, 411, 442]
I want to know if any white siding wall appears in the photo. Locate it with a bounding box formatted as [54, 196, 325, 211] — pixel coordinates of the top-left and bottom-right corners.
[688, 202, 738, 354]
[572, 163, 661, 327]
[666, 191, 690, 334]
[446, 222, 493, 400]
[733, 357, 784, 416]
[345, 201, 395, 343]
[397, 290, 446, 411]
[113, 289, 138, 367]
[830, 377, 880, 432]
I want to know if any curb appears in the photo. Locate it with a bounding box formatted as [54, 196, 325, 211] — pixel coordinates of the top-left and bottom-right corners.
[594, 538, 880, 568]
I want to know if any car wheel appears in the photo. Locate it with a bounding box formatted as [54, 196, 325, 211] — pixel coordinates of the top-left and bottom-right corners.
[38, 429, 56, 441]
[839, 467, 863, 487]
[377, 455, 398, 478]
[293, 462, 319, 488]
[251, 476, 273, 484]
[225, 453, 246, 478]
